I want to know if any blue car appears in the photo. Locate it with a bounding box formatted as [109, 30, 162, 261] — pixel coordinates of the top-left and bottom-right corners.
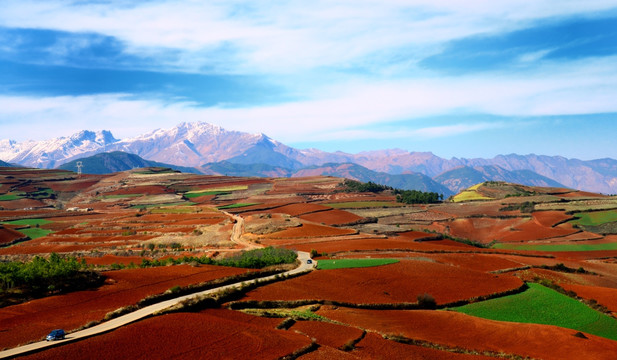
[46, 329, 65, 341]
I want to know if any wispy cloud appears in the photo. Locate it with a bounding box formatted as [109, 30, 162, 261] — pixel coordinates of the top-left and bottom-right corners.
[2, 1, 616, 74]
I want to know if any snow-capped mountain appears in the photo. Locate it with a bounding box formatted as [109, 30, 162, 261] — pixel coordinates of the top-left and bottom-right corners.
[0, 130, 118, 168]
[2, 121, 617, 194]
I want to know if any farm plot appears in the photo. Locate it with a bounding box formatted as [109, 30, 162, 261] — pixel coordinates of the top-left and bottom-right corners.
[289, 320, 364, 350]
[454, 283, 617, 341]
[316, 258, 399, 270]
[317, 307, 617, 360]
[242, 259, 523, 306]
[0, 265, 251, 349]
[559, 283, 617, 314]
[20, 309, 311, 360]
[299, 209, 363, 225]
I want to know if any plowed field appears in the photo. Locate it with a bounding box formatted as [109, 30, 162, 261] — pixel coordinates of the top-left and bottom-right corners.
[317, 307, 617, 360]
[20, 309, 310, 360]
[243, 260, 523, 305]
[0, 265, 250, 349]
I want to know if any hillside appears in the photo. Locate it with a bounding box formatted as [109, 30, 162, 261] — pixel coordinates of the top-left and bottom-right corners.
[3, 122, 617, 193]
[435, 165, 565, 193]
[57, 151, 200, 175]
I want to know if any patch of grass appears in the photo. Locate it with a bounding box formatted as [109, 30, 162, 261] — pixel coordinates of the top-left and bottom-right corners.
[131, 202, 196, 209]
[572, 210, 617, 226]
[0, 192, 25, 201]
[492, 242, 617, 252]
[216, 203, 259, 210]
[452, 190, 492, 203]
[317, 258, 399, 270]
[183, 190, 230, 198]
[19, 228, 53, 239]
[326, 201, 404, 209]
[453, 282, 617, 341]
[2, 219, 52, 226]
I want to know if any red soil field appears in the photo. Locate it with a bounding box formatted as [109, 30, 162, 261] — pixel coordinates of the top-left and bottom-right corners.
[290, 320, 364, 349]
[423, 253, 524, 273]
[105, 185, 174, 195]
[20, 309, 310, 360]
[558, 191, 607, 198]
[267, 203, 332, 216]
[0, 198, 46, 210]
[264, 223, 357, 239]
[498, 220, 579, 243]
[300, 209, 364, 225]
[317, 307, 617, 360]
[532, 211, 574, 227]
[298, 346, 361, 360]
[560, 283, 617, 314]
[351, 332, 493, 360]
[285, 236, 475, 255]
[447, 217, 527, 243]
[243, 260, 523, 305]
[0, 226, 25, 245]
[0, 265, 252, 349]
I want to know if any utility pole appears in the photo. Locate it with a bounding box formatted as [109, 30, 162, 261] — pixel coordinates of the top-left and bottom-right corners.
[76, 161, 83, 177]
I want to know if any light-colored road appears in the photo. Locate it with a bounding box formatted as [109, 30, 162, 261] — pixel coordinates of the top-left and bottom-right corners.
[221, 210, 260, 250]
[0, 251, 315, 359]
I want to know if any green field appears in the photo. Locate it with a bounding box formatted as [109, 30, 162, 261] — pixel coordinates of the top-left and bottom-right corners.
[316, 258, 399, 270]
[0, 194, 24, 201]
[18, 228, 54, 239]
[217, 203, 259, 210]
[492, 242, 617, 252]
[2, 219, 52, 226]
[572, 210, 617, 226]
[183, 190, 230, 198]
[454, 283, 617, 340]
[131, 202, 197, 209]
[326, 201, 404, 209]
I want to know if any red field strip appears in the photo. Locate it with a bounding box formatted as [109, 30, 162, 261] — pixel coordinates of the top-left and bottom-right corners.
[0, 265, 251, 349]
[243, 260, 523, 305]
[317, 308, 617, 360]
[19, 309, 310, 360]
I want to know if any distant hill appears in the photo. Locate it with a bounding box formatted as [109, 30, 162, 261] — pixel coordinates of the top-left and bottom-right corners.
[0, 159, 15, 167]
[435, 165, 565, 193]
[4, 121, 617, 193]
[57, 151, 200, 174]
[293, 163, 453, 196]
[199, 161, 292, 177]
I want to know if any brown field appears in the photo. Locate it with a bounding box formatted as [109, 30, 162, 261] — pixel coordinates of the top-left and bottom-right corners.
[243, 259, 523, 305]
[0, 265, 251, 349]
[299, 209, 364, 225]
[20, 309, 310, 360]
[2, 171, 617, 358]
[317, 307, 617, 360]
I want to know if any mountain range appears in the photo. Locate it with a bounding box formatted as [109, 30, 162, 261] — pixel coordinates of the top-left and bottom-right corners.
[2, 121, 616, 194]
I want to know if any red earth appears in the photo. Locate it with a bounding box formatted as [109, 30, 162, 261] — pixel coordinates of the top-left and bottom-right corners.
[290, 320, 364, 349]
[299, 209, 364, 225]
[243, 259, 523, 305]
[20, 309, 311, 360]
[0, 265, 252, 349]
[317, 307, 617, 360]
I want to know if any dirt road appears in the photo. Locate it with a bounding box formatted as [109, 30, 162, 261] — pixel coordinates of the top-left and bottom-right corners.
[0, 251, 315, 359]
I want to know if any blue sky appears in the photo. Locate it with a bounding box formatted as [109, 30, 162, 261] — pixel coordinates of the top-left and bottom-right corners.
[1, 0, 617, 160]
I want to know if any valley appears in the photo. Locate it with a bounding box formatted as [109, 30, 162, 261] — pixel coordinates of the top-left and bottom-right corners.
[1, 166, 617, 359]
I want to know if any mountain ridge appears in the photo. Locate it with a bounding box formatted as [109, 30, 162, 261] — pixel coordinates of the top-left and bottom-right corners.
[1, 121, 616, 194]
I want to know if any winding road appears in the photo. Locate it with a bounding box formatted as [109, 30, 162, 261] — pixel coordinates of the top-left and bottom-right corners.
[0, 254, 314, 359]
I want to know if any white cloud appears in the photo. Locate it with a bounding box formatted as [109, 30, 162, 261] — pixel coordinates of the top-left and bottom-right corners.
[1, 0, 616, 74]
[1, 55, 617, 143]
